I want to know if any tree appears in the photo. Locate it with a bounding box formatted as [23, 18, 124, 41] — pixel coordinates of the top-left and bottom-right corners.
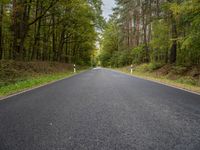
[100, 0, 200, 67]
[0, 1, 3, 59]
[0, 0, 104, 65]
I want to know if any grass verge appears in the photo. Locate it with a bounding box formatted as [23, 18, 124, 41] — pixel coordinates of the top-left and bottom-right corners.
[0, 70, 85, 98]
[115, 66, 200, 94]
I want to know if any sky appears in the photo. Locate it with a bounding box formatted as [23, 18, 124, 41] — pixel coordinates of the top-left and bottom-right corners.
[102, 0, 116, 20]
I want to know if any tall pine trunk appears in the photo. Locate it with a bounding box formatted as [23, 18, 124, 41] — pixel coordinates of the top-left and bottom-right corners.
[0, 3, 3, 59]
[169, 15, 177, 64]
[52, 9, 57, 61]
[12, 0, 18, 59]
[167, 0, 177, 64]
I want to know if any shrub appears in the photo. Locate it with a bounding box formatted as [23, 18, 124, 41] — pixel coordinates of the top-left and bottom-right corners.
[171, 66, 188, 75]
[148, 63, 164, 71]
[131, 45, 146, 64]
[134, 64, 149, 72]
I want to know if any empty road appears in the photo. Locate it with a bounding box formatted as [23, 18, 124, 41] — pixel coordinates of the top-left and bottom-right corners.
[0, 68, 200, 150]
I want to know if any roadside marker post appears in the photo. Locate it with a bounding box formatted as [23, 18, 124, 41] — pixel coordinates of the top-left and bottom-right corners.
[131, 64, 133, 74]
[74, 64, 76, 73]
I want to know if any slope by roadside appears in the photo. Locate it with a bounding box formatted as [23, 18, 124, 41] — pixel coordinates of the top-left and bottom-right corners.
[0, 61, 89, 98]
[0, 70, 88, 101]
[113, 64, 200, 94]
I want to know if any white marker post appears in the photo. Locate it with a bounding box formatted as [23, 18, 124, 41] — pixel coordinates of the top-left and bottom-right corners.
[131, 64, 133, 74]
[74, 64, 76, 73]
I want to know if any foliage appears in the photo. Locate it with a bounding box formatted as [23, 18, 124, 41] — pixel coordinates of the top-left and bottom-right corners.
[177, 0, 200, 65]
[99, 20, 120, 67]
[0, 0, 104, 65]
[148, 63, 165, 71]
[150, 20, 170, 63]
[131, 45, 146, 64]
[110, 51, 131, 67]
[99, 50, 112, 67]
[100, 0, 200, 67]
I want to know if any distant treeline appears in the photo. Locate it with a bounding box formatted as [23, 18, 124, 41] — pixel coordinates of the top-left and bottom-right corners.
[100, 0, 200, 67]
[0, 0, 104, 65]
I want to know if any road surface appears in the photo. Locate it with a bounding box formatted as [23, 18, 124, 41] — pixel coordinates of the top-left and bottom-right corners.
[0, 68, 200, 150]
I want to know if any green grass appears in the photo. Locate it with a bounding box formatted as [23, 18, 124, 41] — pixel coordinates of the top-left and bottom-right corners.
[0, 71, 82, 97]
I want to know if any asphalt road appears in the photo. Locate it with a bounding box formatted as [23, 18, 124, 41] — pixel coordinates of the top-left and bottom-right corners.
[0, 68, 200, 150]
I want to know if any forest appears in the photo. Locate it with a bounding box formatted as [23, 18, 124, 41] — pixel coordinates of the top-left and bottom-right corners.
[0, 0, 104, 65]
[100, 0, 200, 67]
[0, 0, 200, 95]
[0, 0, 105, 95]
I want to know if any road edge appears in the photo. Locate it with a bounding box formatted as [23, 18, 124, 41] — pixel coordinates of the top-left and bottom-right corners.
[106, 68, 200, 96]
[0, 70, 91, 101]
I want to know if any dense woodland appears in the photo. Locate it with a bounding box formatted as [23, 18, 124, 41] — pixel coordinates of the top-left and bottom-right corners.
[0, 0, 199, 68]
[100, 0, 200, 67]
[0, 0, 104, 65]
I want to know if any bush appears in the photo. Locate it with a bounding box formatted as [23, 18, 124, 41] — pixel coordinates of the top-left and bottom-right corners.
[0, 61, 73, 87]
[148, 63, 164, 71]
[131, 45, 146, 64]
[171, 66, 188, 75]
[99, 51, 111, 67]
[177, 76, 197, 86]
[134, 64, 150, 72]
[109, 51, 132, 67]
[134, 63, 164, 72]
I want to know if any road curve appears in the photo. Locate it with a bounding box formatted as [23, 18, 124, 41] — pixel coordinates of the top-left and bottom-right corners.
[0, 68, 200, 150]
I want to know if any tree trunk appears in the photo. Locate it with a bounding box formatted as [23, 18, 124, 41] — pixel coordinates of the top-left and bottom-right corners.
[136, 12, 140, 46]
[31, 0, 39, 60]
[156, 0, 160, 18]
[52, 11, 57, 61]
[170, 16, 177, 64]
[0, 3, 3, 59]
[12, 0, 19, 59]
[12, 0, 31, 60]
[58, 26, 65, 61]
[36, 18, 41, 60]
